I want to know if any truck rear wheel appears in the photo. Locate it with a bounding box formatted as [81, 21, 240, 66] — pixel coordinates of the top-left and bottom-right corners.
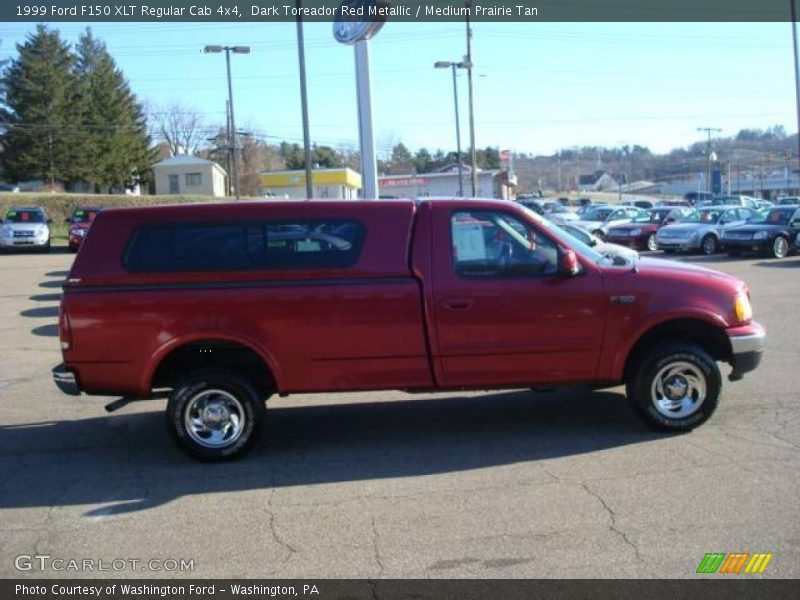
[166, 369, 264, 461]
[625, 342, 721, 432]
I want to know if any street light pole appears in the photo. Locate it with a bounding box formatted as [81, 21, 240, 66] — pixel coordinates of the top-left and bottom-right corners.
[697, 126, 721, 194]
[465, 2, 477, 196]
[791, 0, 800, 173]
[204, 45, 250, 200]
[295, 4, 314, 199]
[435, 60, 466, 197]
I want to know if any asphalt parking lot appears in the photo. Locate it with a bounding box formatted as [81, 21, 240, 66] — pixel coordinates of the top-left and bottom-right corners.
[0, 247, 798, 579]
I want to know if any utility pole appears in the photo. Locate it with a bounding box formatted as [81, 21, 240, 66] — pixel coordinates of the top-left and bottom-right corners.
[697, 126, 721, 193]
[225, 100, 233, 196]
[792, 0, 800, 172]
[465, 1, 477, 196]
[296, 3, 314, 199]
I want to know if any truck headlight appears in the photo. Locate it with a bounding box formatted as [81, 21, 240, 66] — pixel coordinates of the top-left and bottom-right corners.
[753, 231, 768, 240]
[734, 291, 753, 323]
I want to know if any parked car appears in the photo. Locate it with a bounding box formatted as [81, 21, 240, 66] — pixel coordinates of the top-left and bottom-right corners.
[621, 199, 656, 210]
[657, 199, 692, 208]
[557, 223, 638, 261]
[606, 207, 691, 251]
[777, 196, 800, 206]
[0, 183, 21, 193]
[572, 205, 647, 239]
[683, 191, 715, 206]
[517, 199, 547, 217]
[753, 199, 774, 212]
[0, 206, 51, 252]
[66, 207, 102, 252]
[722, 206, 800, 259]
[541, 200, 579, 224]
[655, 206, 759, 255]
[709, 195, 759, 209]
[52, 199, 765, 460]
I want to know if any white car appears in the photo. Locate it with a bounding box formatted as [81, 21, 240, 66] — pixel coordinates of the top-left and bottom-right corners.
[558, 223, 639, 261]
[0, 206, 51, 252]
[572, 205, 647, 239]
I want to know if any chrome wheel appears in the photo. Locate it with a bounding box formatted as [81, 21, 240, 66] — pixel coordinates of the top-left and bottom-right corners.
[773, 236, 788, 259]
[184, 389, 246, 449]
[647, 233, 658, 252]
[650, 361, 706, 419]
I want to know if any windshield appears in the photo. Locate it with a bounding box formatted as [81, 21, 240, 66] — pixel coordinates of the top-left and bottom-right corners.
[4, 209, 45, 224]
[71, 209, 100, 224]
[761, 208, 796, 225]
[679, 209, 722, 223]
[582, 207, 613, 221]
[633, 209, 670, 223]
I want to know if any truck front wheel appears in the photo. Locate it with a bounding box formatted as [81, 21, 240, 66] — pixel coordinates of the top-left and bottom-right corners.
[626, 342, 721, 431]
[166, 369, 264, 461]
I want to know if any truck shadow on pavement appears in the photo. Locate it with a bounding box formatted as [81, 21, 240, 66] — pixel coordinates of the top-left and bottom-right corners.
[0, 388, 665, 516]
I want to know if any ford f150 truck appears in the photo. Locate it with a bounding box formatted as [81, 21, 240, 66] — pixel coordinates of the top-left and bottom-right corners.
[53, 199, 765, 460]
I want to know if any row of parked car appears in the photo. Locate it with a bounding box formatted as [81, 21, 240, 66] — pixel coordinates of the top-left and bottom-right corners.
[518, 197, 800, 259]
[0, 206, 101, 253]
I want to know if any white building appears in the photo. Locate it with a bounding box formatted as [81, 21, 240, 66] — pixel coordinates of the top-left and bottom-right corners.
[153, 155, 227, 197]
[378, 165, 515, 199]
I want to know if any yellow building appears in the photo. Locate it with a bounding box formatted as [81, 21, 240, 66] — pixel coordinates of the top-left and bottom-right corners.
[259, 168, 362, 199]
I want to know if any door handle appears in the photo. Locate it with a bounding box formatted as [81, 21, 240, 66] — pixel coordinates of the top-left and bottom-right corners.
[442, 298, 474, 310]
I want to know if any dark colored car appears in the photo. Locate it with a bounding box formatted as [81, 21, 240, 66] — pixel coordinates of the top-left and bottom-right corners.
[722, 206, 800, 259]
[66, 207, 102, 252]
[683, 191, 714, 206]
[605, 207, 690, 251]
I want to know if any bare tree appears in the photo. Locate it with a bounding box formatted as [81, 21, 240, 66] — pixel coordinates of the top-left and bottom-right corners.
[151, 102, 206, 156]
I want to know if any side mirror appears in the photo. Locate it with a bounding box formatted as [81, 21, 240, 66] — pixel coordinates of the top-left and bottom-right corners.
[558, 248, 580, 277]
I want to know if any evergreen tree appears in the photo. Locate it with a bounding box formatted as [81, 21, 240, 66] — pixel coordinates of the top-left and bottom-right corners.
[0, 25, 82, 185]
[74, 28, 153, 191]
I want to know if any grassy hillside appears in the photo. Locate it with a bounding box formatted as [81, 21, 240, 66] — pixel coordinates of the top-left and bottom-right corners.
[0, 192, 217, 241]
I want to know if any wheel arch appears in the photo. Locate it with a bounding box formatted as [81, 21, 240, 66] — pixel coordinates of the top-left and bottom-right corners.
[618, 315, 732, 383]
[142, 333, 282, 396]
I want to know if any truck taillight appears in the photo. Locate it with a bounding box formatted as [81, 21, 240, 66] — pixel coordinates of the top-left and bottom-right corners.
[59, 304, 72, 351]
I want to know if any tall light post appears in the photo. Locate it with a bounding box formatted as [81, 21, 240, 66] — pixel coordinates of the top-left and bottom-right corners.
[435, 60, 467, 196]
[465, 2, 477, 196]
[791, 0, 800, 173]
[697, 126, 721, 194]
[204, 45, 250, 200]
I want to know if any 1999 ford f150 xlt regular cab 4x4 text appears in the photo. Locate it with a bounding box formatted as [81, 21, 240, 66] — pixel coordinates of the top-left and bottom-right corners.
[52, 199, 765, 460]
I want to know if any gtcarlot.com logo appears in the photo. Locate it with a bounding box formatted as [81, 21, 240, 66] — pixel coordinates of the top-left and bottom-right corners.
[696, 552, 773, 574]
[14, 554, 194, 572]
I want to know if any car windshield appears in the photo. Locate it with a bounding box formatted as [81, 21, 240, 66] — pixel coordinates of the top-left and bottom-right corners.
[633, 209, 670, 223]
[71, 209, 100, 223]
[548, 204, 569, 213]
[680, 209, 722, 223]
[4, 209, 45, 224]
[582, 207, 613, 221]
[761, 208, 796, 225]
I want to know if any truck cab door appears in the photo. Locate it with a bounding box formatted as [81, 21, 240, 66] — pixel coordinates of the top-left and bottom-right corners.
[429, 206, 608, 388]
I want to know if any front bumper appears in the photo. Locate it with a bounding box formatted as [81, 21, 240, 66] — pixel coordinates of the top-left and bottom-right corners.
[52, 363, 80, 396]
[727, 322, 766, 380]
[0, 237, 49, 249]
[656, 238, 699, 251]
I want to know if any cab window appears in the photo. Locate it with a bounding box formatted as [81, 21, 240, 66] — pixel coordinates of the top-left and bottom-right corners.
[451, 210, 558, 278]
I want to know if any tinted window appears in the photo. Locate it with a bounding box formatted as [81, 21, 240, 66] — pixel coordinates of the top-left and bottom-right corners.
[125, 220, 365, 272]
[5, 209, 45, 223]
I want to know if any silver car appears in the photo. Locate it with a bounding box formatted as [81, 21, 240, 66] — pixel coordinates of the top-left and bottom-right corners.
[572, 205, 647, 239]
[655, 205, 758, 255]
[0, 206, 51, 252]
[558, 223, 638, 261]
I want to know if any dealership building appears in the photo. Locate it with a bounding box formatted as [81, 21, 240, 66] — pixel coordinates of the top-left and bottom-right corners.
[260, 168, 362, 199]
[378, 165, 516, 199]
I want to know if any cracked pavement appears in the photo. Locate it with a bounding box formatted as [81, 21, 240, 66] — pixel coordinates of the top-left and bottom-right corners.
[0, 249, 798, 578]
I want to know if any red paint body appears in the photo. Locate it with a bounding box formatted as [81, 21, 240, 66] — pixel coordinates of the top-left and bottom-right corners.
[59, 199, 762, 399]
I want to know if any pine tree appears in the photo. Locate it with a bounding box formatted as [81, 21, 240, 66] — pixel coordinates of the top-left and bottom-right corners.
[74, 28, 153, 192]
[0, 25, 82, 185]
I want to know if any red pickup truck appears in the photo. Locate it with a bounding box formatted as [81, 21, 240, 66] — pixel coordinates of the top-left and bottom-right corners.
[53, 199, 765, 460]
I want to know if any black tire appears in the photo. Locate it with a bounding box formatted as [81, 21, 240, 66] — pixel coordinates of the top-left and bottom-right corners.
[771, 235, 789, 259]
[166, 369, 264, 461]
[700, 234, 717, 255]
[625, 342, 721, 432]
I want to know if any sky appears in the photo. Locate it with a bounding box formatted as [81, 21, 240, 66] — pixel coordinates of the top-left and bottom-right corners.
[0, 21, 797, 158]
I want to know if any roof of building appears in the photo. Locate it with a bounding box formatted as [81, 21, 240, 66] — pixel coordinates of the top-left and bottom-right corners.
[153, 155, 223, 168]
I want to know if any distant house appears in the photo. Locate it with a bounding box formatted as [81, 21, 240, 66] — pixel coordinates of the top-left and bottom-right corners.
[579, 170, 619, 192]
[153, 155, 227, 197]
